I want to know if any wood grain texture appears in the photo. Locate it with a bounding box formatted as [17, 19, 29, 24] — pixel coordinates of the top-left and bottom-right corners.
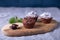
[2, 20, 57, 37]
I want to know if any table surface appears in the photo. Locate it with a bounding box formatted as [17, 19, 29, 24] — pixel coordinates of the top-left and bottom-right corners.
[0, 7, 60, 40]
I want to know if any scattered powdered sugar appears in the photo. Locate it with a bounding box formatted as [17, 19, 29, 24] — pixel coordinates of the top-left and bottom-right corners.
[25, 11, 38, 17]
[39, 12, 52, 19]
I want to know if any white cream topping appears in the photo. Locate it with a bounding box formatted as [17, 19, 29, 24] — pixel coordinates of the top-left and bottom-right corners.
[25, 11, 37, 17]
[40, 12, 52, 19]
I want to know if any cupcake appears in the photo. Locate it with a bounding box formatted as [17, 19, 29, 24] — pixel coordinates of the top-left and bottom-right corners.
[39, 12, 52, 24]
[23, 11, 38, 28]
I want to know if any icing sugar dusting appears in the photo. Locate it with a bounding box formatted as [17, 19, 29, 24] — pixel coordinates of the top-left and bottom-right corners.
[40, 12, 51, 19]
[25, 11, 37, 17]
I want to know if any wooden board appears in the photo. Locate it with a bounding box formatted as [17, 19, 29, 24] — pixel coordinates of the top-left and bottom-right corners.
[1, 20, 57, 37]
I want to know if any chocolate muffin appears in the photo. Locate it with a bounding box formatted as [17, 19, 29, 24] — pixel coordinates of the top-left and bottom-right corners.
[23, 17, 36, 28]
[40, 18, 52, 23]
[39, 12, 52, 24]
[23, 11, 38, 28]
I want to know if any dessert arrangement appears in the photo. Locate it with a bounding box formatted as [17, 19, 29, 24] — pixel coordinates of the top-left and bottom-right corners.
[1, 11, 57, 37]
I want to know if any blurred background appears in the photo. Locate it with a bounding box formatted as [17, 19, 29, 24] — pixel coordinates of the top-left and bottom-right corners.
[0, 0, 59, 7]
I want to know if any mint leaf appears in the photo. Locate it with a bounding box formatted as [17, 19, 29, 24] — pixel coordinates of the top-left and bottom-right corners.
[9, 17, 16, 24]
[9, 17, 23, 24]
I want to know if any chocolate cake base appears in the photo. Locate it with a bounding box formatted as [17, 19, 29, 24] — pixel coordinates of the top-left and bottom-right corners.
[1, 20, 57, 37]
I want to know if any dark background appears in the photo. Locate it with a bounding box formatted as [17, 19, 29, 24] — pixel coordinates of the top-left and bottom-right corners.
[0, 0, 60, 7]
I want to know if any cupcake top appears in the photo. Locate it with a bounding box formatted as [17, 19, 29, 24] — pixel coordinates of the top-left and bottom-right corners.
[39, 12, 52, 19]
[25, 11, 38, 17]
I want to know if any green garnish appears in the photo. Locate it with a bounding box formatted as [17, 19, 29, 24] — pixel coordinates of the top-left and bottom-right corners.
[9, 16, 22, 24]
[9, 17, 16, 24]
[18, 18, 22, 23]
